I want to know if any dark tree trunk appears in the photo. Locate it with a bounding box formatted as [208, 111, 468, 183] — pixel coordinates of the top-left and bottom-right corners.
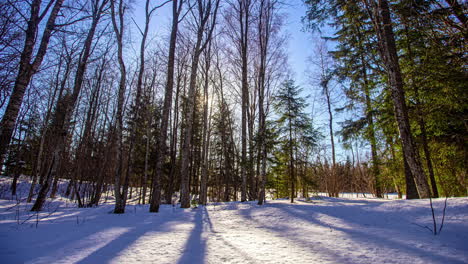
[404, 155, 419, 199]
[239, 0, 251, 203]
[199, 44, 212, 206]
[402, 22, 439, 198]
[142, 123, 150, 204]
[126, 0, 166, 209]
[31, 0, 107, 212]
[362, 62, 382, 198]
[150, 0, 184, 212]
[256, 0, 272, 205]
[179, 49, 200, 207]
[289, 119, 295, 204]
[0, 0, 64, 169]
[31, 149, 60, 211]
[29, 51, 71, 203]
[368, 0, 431, 198]
[11, 169, 20, 196]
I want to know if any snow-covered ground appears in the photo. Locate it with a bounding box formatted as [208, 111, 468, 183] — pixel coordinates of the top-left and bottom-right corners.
[0, 179, 467, 264]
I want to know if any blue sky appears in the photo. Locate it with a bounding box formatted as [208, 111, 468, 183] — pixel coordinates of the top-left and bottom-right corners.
[131, 0, 354, 162]
[282, 1, 351, 162]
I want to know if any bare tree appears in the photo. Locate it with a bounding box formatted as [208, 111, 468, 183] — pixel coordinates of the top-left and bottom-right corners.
[257, 0, 279, 205]
[179, 0, 220, 209]
[0, 0, 65, 170]
[27, 38, 78, 202]
[0, 2, 22, 110]
[150, 0, 187, 212]
[199, 38, 214, 206]
[110, 0, 130, 214]
[239, 0, 251, 202]
[312, 41, 339, 197]
[31, 0, 109, 211]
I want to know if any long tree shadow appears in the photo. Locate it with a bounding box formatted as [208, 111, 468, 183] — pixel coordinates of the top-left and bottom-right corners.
[203, 207, 258, 263]
[76, 214, 185, 264]
[277, 200, 468, 248]
[177, 208, 206, 264]
[235, 204, 353, 263]
[2, 205, 187, 264]
[176, 206, 259, 264]
[277, 198, 468, 240]
[244, 201, 467, 264]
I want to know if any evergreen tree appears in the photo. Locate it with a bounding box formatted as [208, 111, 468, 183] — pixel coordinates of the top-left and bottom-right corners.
[274, 79, 318, 203]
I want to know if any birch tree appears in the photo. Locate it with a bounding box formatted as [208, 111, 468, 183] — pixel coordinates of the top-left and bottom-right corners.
[0, 0, 65, 170]
[179, 0, 220, 209]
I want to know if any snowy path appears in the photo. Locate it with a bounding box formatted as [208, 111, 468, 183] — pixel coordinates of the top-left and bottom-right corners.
[1, 197, 467, 264]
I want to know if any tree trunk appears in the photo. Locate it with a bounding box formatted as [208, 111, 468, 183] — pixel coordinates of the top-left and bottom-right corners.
[30, 0, 107, 212]
[142, 122, 151, 204]
[404, 154, 419, 199]
[256, 0, 270, 205]
[361, 59, 382, 197]
[0, 0, 64, 169]
[179, 0, 219, 209]
[11, 167, 20, 196]
[402, 23, 439, 198]
[31, 147, 61, 211]
[179, 47, 201, 207]
[29, 48, 72, 202]
[199, 44, 212, 206]
[368, 0, 431, 198]
[125, 0, 161, 209]
[150, 0, 184, 212]
[111, 0, 128, 214]
[240, 0, 250, 203]
[165, 72, 182, 205]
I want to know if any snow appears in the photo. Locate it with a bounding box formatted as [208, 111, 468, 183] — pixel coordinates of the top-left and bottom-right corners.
[0, 178, 467, 264]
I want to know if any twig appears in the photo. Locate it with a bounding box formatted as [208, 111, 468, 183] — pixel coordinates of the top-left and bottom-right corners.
[20, 212, 38, 225]
[438, 197, 448, 234]
[429, 197, 437, 235]
[41, 205, 61, 223]
[5, 196, 29, 211]
[20, 204, 60, 225]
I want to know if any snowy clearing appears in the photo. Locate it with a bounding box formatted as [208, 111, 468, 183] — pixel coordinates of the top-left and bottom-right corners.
[0, 180, 467, 264]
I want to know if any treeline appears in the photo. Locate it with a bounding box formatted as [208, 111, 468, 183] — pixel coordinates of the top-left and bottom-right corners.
[0, 0, 293, 213]
[0, 0, 466, 214]
[304, 0, 467, 198]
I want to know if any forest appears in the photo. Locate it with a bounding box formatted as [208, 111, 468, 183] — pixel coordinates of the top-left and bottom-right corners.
[0, 1, 467, 263]
[0, 0, 466, 216]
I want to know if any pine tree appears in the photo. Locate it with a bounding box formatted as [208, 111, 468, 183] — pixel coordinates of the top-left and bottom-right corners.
[274, 79, 318, 203]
